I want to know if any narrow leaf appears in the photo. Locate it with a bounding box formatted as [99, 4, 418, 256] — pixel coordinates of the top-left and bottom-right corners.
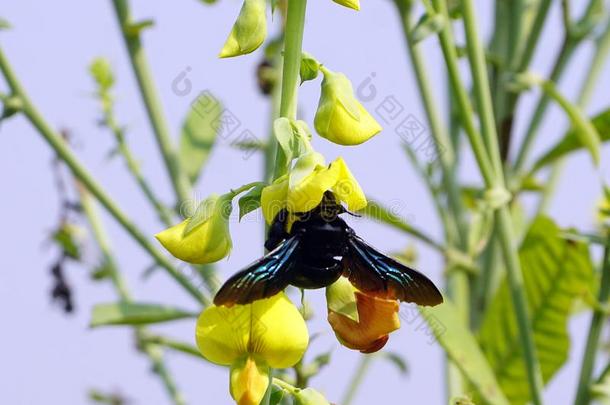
[179, 92, 222, 185]
[90, 302, 196, 327]
[419, 301, 510, 405]
[532, 109, 610, 172]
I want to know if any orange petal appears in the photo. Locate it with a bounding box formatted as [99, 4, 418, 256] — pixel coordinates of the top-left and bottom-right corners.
[328, 291, 400, 353]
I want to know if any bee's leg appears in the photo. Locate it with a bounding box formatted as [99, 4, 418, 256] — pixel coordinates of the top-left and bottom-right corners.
[265, 209, 290, 251]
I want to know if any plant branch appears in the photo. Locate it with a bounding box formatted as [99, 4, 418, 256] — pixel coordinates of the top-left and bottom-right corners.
[0, 47, 207, 305]
[460, 1, 545, 403]
[110, 0, 191, 205]
[574, 231, 610, 405]
[272, 0, 307, 180]
[79, 186, 187, 405]
[341, 355, 374, 405]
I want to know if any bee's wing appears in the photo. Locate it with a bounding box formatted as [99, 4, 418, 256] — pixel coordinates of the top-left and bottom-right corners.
[213, 235, 301, 306]
[343, 234, 443, 306]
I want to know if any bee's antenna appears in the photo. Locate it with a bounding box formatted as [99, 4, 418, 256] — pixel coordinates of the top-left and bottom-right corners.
[344, 209, 362, 218]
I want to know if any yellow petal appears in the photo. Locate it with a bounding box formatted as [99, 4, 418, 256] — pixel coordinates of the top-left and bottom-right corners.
[219, 0, 267, 58]
[314, 69, 381, 146]
[288, 164, 340, 213]
[332, 0, 360, 10]
[155, 208, 232, 264]
[330, 157, 367, 211]
[196, 293, 308, 368]
[328, 290, 400, 353]
[261, 175, 288, 224]
[230, 356, 269, 405]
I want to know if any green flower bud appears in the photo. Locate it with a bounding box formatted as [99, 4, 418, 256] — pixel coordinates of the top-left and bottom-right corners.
[219, 0, 267, 58]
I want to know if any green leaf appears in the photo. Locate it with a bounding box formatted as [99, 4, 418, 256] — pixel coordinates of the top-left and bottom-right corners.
[238, 183, 264, 220]
[419, 300, 510, 405]
[539, 80, 601, 166]
[479, 216, 595, 405]
[270, 385, 286, 405]
[179, 92, 222, 185]
[90, 302, 196, 327]
[300, 52, 320, 84]
[0, 18, 11, 30]
[592, 364, 610, 405]
[410, 13, 446, 44]
[52, 224, 82, 260]
[532, 109, 610, 172]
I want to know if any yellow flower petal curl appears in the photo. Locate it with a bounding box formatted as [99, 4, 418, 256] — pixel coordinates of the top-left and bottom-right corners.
[327, 277, 400, 353]
[314, 68, 381, 145]
[219, 0, 267, 58]
[155, 196, 232, 264]
[332, 0, 360, 11]
[195, 292, 308, 368]
[260, 157, 367, 223]
[230, 356, 269, 405]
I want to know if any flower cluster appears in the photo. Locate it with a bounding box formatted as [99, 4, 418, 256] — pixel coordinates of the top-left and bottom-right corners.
[152, 1, 402, 403]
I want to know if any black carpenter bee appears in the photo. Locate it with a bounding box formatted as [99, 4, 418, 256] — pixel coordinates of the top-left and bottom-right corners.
[214, 192, 443, 307]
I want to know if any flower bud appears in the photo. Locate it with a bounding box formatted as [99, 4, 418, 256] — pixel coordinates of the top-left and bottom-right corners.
[294, 388, 332, 405]
[219, 0, 267, 58]
[326, 277, 400, 353]
[332, 0, 360, 11]
[314, 67, 381, 145]
[155, 194, 232, 264]
[230, 356, 269, 405]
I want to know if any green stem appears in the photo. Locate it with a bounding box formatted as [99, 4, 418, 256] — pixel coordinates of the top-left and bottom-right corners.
[110, 0, 191, 205]
[574, 233, 610, 405]
[460, 1, 503, 179]
[272, 0, 307, 180]
[103, 110, 174, 226]
[0, 47, 206, 305]
[430, 0, 495, 186]
[341, 355, 374, 405]
[140, 334, 203, 359]
[460, 2, 545, 404]
[513, 0, 602, 173]
[79, 188, 186, 405]
[513, 38, 576, 172]
[394, 1, 469, 397]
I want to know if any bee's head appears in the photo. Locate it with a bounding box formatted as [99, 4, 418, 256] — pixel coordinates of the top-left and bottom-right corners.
[316, 191, 360, 222]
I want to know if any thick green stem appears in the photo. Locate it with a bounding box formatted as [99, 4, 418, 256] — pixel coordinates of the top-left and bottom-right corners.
[111, 0, 191, 205]
[272, 0, 307, 180]
[431, 0, 495, 186]
[394, 0, 469, 397]
[0, 47, 206, 305]
[460, 2, 545, 404]
[79, 188, 186, 405]
[574, 234, 610, 405]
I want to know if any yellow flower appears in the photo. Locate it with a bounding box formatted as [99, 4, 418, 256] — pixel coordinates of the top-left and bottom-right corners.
[219, 0, 267, 58]
[314, 67, 381, 145]
[332, 0, 360, 10]
[155, 194, 232, 264]
[196, 293, 309, 405]
[260, 154, 367, 224]
[326, 277, 400, 353]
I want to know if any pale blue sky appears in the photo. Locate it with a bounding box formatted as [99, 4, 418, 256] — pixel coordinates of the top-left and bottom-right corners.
[1, 1, 609, 404]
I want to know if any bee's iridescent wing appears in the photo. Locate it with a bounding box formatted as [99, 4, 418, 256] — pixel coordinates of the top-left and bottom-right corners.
[343, 234, 443, 306]
[213, 235, 301, 306]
